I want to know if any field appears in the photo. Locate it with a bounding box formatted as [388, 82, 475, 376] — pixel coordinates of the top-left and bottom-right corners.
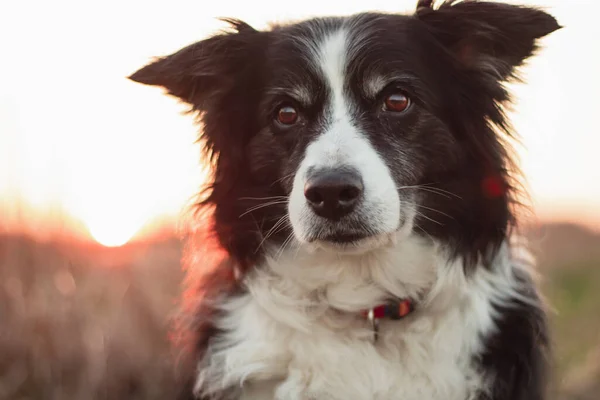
[1, 223, 598, 400]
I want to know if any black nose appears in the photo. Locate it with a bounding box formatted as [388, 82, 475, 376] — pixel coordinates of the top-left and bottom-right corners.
[304, 169, 364, 221]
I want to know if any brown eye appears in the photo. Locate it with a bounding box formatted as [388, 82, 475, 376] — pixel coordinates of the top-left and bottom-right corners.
[276, 105, 298, 125]
[384, 92, 411, 113]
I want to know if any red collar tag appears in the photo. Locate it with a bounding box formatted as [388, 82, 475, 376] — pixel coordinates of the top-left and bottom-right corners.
[361, 299, 414, 321]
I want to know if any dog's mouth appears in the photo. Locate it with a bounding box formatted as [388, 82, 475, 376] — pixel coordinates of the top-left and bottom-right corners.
[306, 230, 397, 254]
[301, 209, 415, 254]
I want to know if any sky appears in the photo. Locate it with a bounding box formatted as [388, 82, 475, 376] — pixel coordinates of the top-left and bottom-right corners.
[0, 0, 598, 244]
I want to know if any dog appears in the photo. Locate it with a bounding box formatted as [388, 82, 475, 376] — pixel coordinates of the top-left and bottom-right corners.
[129, 1, 560, 399]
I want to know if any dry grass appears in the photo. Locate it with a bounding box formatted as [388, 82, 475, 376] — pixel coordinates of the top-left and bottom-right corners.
[0, 235, 187, 400]
[0, 223, 598, 400]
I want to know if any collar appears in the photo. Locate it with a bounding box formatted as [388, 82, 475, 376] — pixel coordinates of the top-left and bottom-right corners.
[361, 299, 414, 342]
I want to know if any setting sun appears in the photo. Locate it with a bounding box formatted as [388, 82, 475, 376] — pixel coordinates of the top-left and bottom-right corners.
[86, 215, 140, 247]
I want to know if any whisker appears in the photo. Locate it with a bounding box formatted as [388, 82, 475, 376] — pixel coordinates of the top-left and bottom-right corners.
[413, 222, 435, 242]
[398, 184, 462, 199]
[401, 186, 450, 199]
[239, 196, 288, 201]
[417, 204, 455, 220]
[272, 172, 296, 186]
[254, 216, 290, 253]
[239, 201, 288, 218]
[415, 210, 443, 226]
[423, 187, 462, 199]
[276, 232, 296, 261]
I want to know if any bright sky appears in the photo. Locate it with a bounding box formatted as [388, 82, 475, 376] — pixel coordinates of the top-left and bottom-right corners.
[0, 0, 598, 244]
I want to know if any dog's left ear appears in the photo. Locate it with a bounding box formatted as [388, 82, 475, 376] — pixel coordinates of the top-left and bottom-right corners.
[416, 1, 561, 79]
[128, 19, 262, 109]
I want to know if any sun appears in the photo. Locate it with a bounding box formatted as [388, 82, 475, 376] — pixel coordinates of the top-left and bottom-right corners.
[88, 224, 137, 247]
[84, 212, 142, 247]
[87, 219, 139, 247]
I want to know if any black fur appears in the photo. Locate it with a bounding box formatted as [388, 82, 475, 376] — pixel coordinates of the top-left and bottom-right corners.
[476, 269, 550, 400]
[129, 1, 559, 399]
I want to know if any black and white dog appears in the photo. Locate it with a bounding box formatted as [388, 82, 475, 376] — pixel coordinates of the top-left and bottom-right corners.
[130, 1, 560, 399]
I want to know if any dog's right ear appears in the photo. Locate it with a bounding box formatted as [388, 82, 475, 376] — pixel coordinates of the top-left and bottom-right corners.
[128, 19, 261, 108]
[415, 1, 560, 80]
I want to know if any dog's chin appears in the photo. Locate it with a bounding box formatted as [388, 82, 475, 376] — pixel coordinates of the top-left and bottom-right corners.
[305, 231, 399, 255]
[292, 210, 415, 255]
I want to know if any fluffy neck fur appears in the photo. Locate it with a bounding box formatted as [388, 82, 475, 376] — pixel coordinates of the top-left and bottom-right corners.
[193, 230, 533, 400]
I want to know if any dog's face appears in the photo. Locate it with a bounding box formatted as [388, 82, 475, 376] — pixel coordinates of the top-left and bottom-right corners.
[130, 1, 559, 265]
[258, 16, 451, 251]
[264, 17, 437, 250]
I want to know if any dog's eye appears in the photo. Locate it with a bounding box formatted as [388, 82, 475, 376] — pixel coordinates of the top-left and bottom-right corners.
[383, 92, 411, 113]
[276, 105, 298, 125]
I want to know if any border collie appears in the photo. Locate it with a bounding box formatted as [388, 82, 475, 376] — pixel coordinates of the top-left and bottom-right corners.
[130, 1, 560, 399]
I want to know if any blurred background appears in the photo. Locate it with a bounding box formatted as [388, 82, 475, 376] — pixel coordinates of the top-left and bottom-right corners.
[0, 0, 598, 399]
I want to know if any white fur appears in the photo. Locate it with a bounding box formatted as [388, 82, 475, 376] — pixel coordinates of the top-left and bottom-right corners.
[287, 28, 402, 244]
[194, 230, 533, 400]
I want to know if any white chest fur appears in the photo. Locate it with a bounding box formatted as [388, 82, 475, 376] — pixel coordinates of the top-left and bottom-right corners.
[195, 236, 525, 400]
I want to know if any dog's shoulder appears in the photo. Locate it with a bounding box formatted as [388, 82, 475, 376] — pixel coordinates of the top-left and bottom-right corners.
[475, 266, 550, 400]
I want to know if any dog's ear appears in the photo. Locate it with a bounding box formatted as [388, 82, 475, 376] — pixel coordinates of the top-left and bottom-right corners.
[128, 19, 262, 108]
[415, 1, 560, 79]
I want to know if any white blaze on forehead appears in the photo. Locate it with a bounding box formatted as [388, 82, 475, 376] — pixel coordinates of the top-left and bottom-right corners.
[286, 26, 402, 243]
[304, 28, 356, 167]
[317, 29, 348, 122]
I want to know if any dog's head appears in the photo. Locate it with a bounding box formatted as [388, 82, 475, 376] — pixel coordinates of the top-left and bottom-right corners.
[130, 1, 559, 269]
